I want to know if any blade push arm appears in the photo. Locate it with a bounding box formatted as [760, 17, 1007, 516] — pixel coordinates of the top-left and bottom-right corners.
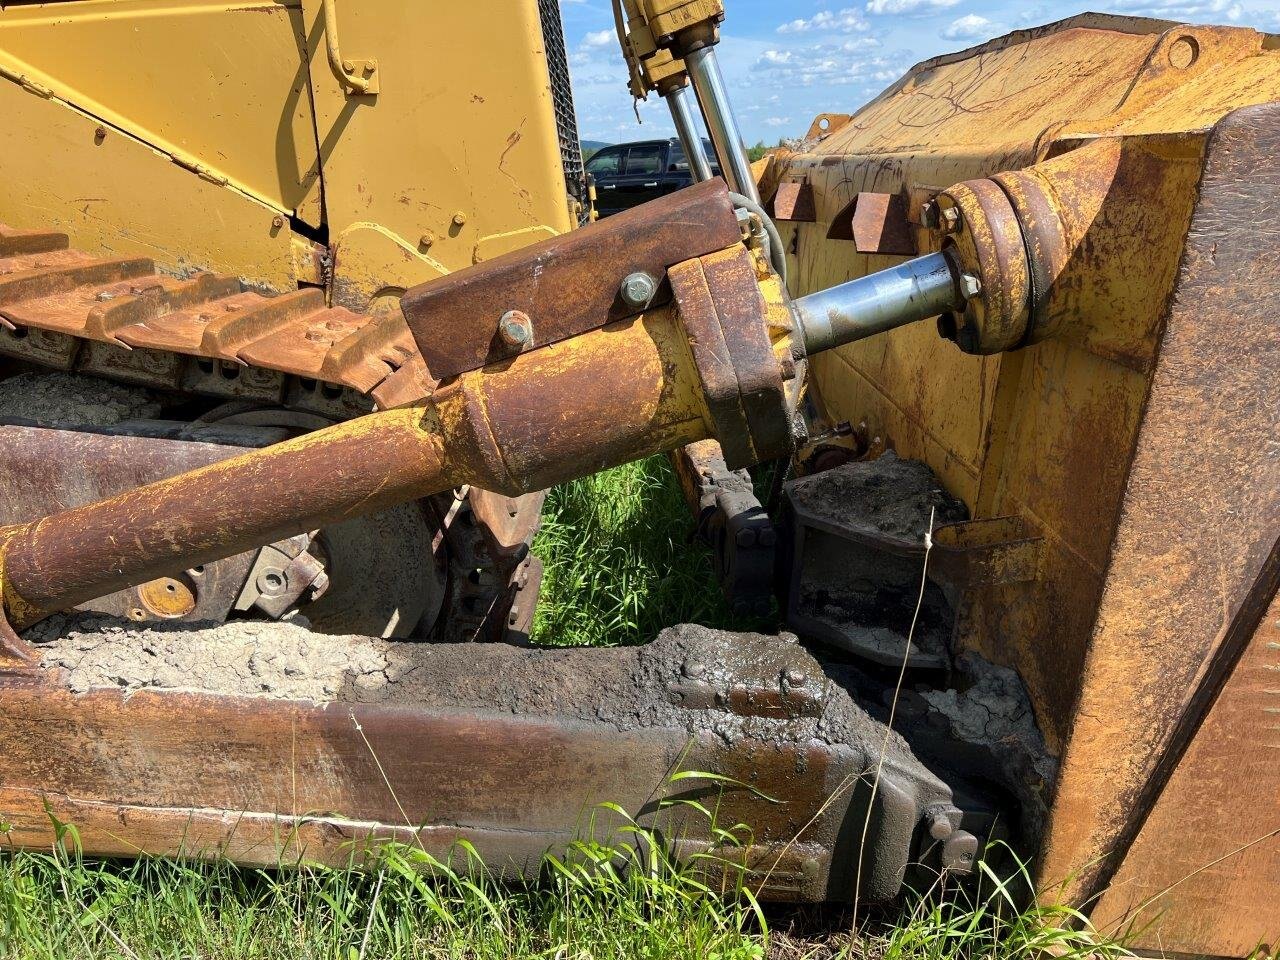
[0, 181, 974, 638]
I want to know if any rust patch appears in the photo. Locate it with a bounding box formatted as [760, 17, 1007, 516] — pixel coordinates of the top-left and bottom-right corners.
[827, 192, 917, 256]
[770, 182, 817, 223]
[0, 225, 427, 406]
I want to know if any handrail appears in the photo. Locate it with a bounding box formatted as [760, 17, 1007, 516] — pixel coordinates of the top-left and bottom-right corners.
[322, 0, 378, 96]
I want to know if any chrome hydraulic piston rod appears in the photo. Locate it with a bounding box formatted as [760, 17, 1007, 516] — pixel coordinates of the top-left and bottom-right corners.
[664, 84, 712, 182]
[685, 46, 759, 203]
[792, 252, 961, 354]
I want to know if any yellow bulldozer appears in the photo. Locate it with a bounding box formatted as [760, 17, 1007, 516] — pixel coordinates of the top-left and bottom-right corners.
[0, 1, 1277, 955]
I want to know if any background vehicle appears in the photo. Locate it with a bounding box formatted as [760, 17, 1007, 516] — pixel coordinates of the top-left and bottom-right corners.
[585, 137, 719, 215]
[0, 3, 1276, 958]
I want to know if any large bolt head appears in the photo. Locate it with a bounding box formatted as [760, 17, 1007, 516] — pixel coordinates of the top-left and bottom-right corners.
[619, 271, 658, 310]
[498, 310, 534, 350]
[959, 272, 983, 299]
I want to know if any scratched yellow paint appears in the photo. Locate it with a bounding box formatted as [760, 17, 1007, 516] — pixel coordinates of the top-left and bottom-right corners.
[770, 16, 1280, 938]
[0, 0, 575, 306]
[299, 0, 575, 289]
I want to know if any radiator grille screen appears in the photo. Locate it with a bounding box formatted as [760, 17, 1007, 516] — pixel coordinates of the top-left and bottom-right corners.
[537, 0, 587, 220]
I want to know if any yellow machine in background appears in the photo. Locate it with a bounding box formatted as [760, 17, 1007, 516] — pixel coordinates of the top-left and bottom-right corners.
[0, 0, 582, 306]
[0, 0, 587, 643]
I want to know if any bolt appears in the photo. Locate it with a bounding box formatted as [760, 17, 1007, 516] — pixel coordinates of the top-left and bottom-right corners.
[920, 200, 940, 229]
[257, 568, 287, 596]
[271, 216, 285, 230]
[779, 356, 797, 381]
[619, 271, 658, 310]
[419, 233, 434, 248]
[959, 272, 982, 299]
[93, 126, 107, 145]
[452, 211, 468, 227]
[940, 831, 979, 874]
[785, 668, 807, 687]
[342, 59, 354, 73]
[498, 310, 534, 350]
[940, 205, 961, 233]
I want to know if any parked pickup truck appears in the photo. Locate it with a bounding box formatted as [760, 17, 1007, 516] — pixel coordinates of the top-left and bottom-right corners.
[585, 137, 721, 216]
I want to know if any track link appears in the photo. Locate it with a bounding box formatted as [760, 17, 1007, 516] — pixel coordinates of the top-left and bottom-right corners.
[0, 224, 540, 642]
[0, 225, 431, 416]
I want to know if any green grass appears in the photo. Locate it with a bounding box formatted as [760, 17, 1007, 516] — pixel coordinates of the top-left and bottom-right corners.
[531, 454, 755, 647]
[0, 456, 1141, 959]
[0, 809, 1135, 960]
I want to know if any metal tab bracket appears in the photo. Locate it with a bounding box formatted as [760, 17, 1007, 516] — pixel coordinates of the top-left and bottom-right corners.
[323, 0, 379, 96]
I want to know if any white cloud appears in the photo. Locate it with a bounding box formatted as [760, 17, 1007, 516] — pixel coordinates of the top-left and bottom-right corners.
[763, 116, 793, 127]
[841, 36, 882, 51]
[753, 42, 909, 90]
[866, 0, 960, 15]
[778, 7, 869, 33]
[581, 29, 614, 49]
[942, 13, 997, 39]
[1105, 0, 1243, 20]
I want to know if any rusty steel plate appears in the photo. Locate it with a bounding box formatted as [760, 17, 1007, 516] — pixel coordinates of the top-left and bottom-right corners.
[399, 179, 742, 381]
[1, 624, 977, 905]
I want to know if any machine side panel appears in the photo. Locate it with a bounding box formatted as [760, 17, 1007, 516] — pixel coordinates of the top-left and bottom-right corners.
[0, 81, 297, 291]
[0, 0, 322, 220]
[301, 0, 577, 308]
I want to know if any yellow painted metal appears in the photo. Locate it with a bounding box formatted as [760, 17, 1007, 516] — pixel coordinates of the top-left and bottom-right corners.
[330, 222, 449, 314]
[0, 79, 297, 290]
[638, 0, 722, 44]
[775, 17, 1280, 619]
[0, 0, 322, 221]
[769, 14, 1280, 952]
[300, 0, 575, 299]
[0, 0, 576, 310]
[321, 0, 379, 95]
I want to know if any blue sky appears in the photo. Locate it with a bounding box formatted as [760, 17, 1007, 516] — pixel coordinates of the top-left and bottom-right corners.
[560, 0, 1280, 144]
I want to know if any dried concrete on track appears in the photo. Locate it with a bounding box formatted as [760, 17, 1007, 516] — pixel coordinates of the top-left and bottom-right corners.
[27, 615, 914, 762]
[0, 371, 160, 426]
